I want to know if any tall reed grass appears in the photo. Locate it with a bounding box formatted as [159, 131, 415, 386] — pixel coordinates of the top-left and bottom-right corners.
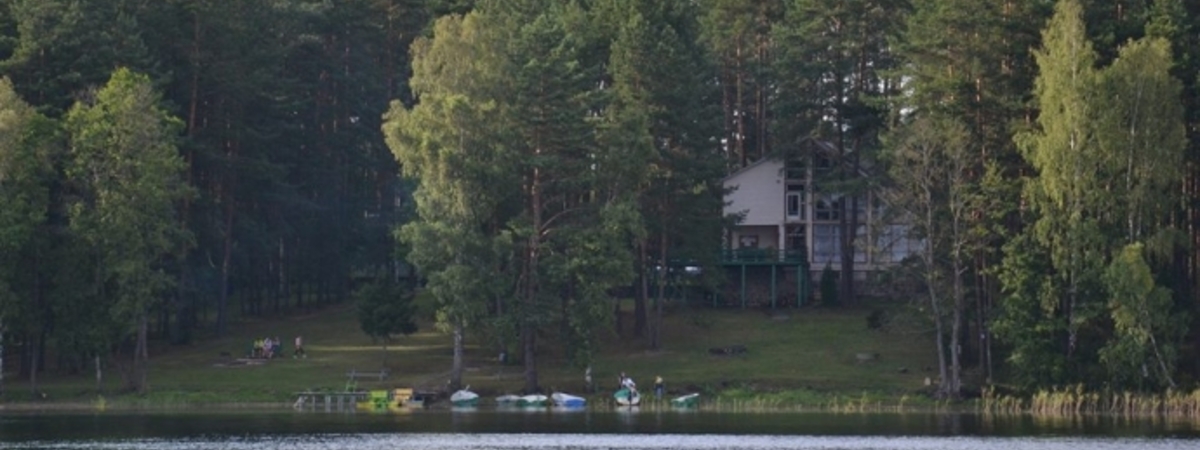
[979, 385, 1200, 418]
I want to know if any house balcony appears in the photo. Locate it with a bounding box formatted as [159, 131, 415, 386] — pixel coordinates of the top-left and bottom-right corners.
[720, 248, 808, 266]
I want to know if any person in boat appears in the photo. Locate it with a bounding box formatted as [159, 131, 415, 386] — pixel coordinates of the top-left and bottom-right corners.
[619, 372, 637, 402]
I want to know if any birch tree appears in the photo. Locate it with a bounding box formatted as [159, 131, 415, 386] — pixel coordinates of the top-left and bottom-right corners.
[65, 68, 192, 393]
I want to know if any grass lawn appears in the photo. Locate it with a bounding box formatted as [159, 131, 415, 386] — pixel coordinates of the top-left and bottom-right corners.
[5, 300, 938, 409]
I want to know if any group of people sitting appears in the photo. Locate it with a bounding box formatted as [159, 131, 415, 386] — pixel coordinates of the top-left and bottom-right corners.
[251, 337, 282, 359]
[251, 336, 306, 359]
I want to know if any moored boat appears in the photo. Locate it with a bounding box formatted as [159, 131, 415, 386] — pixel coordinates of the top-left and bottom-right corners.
[551, 392, 586, 408]
[670, 393, 700, 408]
[450, 388, 479, 407]
[613, 388, 640, 406]
[516, 394, 549, 407]
[357, 388, 420, 412]
[495, 394, 521, 406]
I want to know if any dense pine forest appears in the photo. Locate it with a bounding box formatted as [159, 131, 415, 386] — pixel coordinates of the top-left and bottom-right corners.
[0, 0, 1199, 401]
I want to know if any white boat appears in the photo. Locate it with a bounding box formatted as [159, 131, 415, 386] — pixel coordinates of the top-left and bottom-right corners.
[495, 394, 521, 406]
[614, 388, 640, 406]
[517, 394, 549, 407]
[450, 388, 479, 407]
[551, 392, 586, 408]
[671, 393, 700, 408]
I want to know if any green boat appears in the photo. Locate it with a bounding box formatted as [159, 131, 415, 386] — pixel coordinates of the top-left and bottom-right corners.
[670, 393, 699, 408]
[613, 388, 640, 406]
[450, 388, 479, 407]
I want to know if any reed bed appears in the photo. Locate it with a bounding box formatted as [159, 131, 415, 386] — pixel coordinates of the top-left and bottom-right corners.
[979, 385, 1200, 418]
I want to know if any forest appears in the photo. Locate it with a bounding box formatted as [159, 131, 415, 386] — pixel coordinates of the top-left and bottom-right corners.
[0, 0, 1198, 401]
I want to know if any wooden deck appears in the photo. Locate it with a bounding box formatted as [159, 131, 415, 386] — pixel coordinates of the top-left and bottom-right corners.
[292, 391, 368, 412]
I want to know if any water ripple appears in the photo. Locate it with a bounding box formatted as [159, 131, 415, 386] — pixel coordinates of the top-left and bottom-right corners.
[8, 433, 1198, 450]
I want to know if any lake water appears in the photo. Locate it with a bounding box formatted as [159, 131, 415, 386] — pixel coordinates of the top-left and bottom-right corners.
[1, 409, 1197, 449]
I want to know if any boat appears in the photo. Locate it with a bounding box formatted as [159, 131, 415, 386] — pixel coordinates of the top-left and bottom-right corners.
[495, 394, 521, 406]
[551, 392, 586, 408]
[357, 388, 421, 412]
[450, 387, 479, 407]
[516, 394, 549, 407]
[670, 393, 700, 408]
[613, 388, 640, 406]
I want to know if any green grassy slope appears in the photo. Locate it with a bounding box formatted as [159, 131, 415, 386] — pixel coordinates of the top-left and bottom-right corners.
[7, 302, 937, 408]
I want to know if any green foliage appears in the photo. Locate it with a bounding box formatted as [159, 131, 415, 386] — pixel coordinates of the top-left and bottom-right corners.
[65, 68, 191, 330]
[819, 264, 838, 307]
[354, 279, 418, 343]
[1100, 244, 1185, 390]
[0, 76, 55, 317]
[994, 234, 1068, 389]
[64, 67, 191, 392]
[999, 0, 1189, 390]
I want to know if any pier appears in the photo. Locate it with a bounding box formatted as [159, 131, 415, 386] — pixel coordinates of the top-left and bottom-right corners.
[293, 391, 369, 412]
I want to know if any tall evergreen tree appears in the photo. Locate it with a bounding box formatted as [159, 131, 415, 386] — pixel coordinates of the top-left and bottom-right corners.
[699, 0, 780, 168]
[0, 77, 56, 397]
[774, 0, 904, 305]
[896, 0, 1050, 384]
[603, 0, 723, 349]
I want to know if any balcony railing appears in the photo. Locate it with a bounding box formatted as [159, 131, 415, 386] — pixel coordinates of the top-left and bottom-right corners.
[720, 248, 807, 264]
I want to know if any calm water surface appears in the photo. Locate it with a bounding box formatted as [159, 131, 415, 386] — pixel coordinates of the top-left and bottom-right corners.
[1, 409, 1197, 449]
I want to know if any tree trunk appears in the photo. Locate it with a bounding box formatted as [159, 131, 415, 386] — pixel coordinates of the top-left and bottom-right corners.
[613, 298, 622, 335]
[0, 322, 4, 398]
[523, 157, 542, 394]
[29, 334, 38, 398]
[652, 229, 668, 350]
[135, 314, 148, 394]
[94, 355, 102, 393]
[217, 186, 236, 335]
[634, 240, 648, 338]
[450, 322, 464, 391]
[950, 264, 963, 398]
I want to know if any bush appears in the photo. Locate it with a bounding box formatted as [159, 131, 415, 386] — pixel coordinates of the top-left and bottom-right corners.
[819, 264, 838, 307]
[866, 309, 888, 330]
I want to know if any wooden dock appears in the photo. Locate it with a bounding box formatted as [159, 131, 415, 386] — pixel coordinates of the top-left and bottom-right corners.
[293, 391, 369, 412]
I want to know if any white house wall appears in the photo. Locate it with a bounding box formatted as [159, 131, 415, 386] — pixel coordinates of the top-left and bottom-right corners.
[723, 159, 785, 227]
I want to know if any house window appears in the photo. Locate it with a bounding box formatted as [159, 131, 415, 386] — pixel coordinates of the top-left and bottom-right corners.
[738, 234, 759, 249]
[786, 225, 806, 252]
[815, 154, 835, 175]
[785, 184, 805, 220]
[813, 224, 840, 264]
[877, 225, 920, 263]
[815, 194, 841, 221]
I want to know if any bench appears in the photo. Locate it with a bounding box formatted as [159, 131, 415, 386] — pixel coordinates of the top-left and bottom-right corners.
[346, 369, 390, 381]
[344, 369, 390, 391]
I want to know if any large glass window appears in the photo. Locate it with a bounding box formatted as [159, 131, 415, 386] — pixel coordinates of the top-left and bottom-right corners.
[815, 194, 842, 221]
[813, 224, 841, 265]
[876, 225, 921, 263]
